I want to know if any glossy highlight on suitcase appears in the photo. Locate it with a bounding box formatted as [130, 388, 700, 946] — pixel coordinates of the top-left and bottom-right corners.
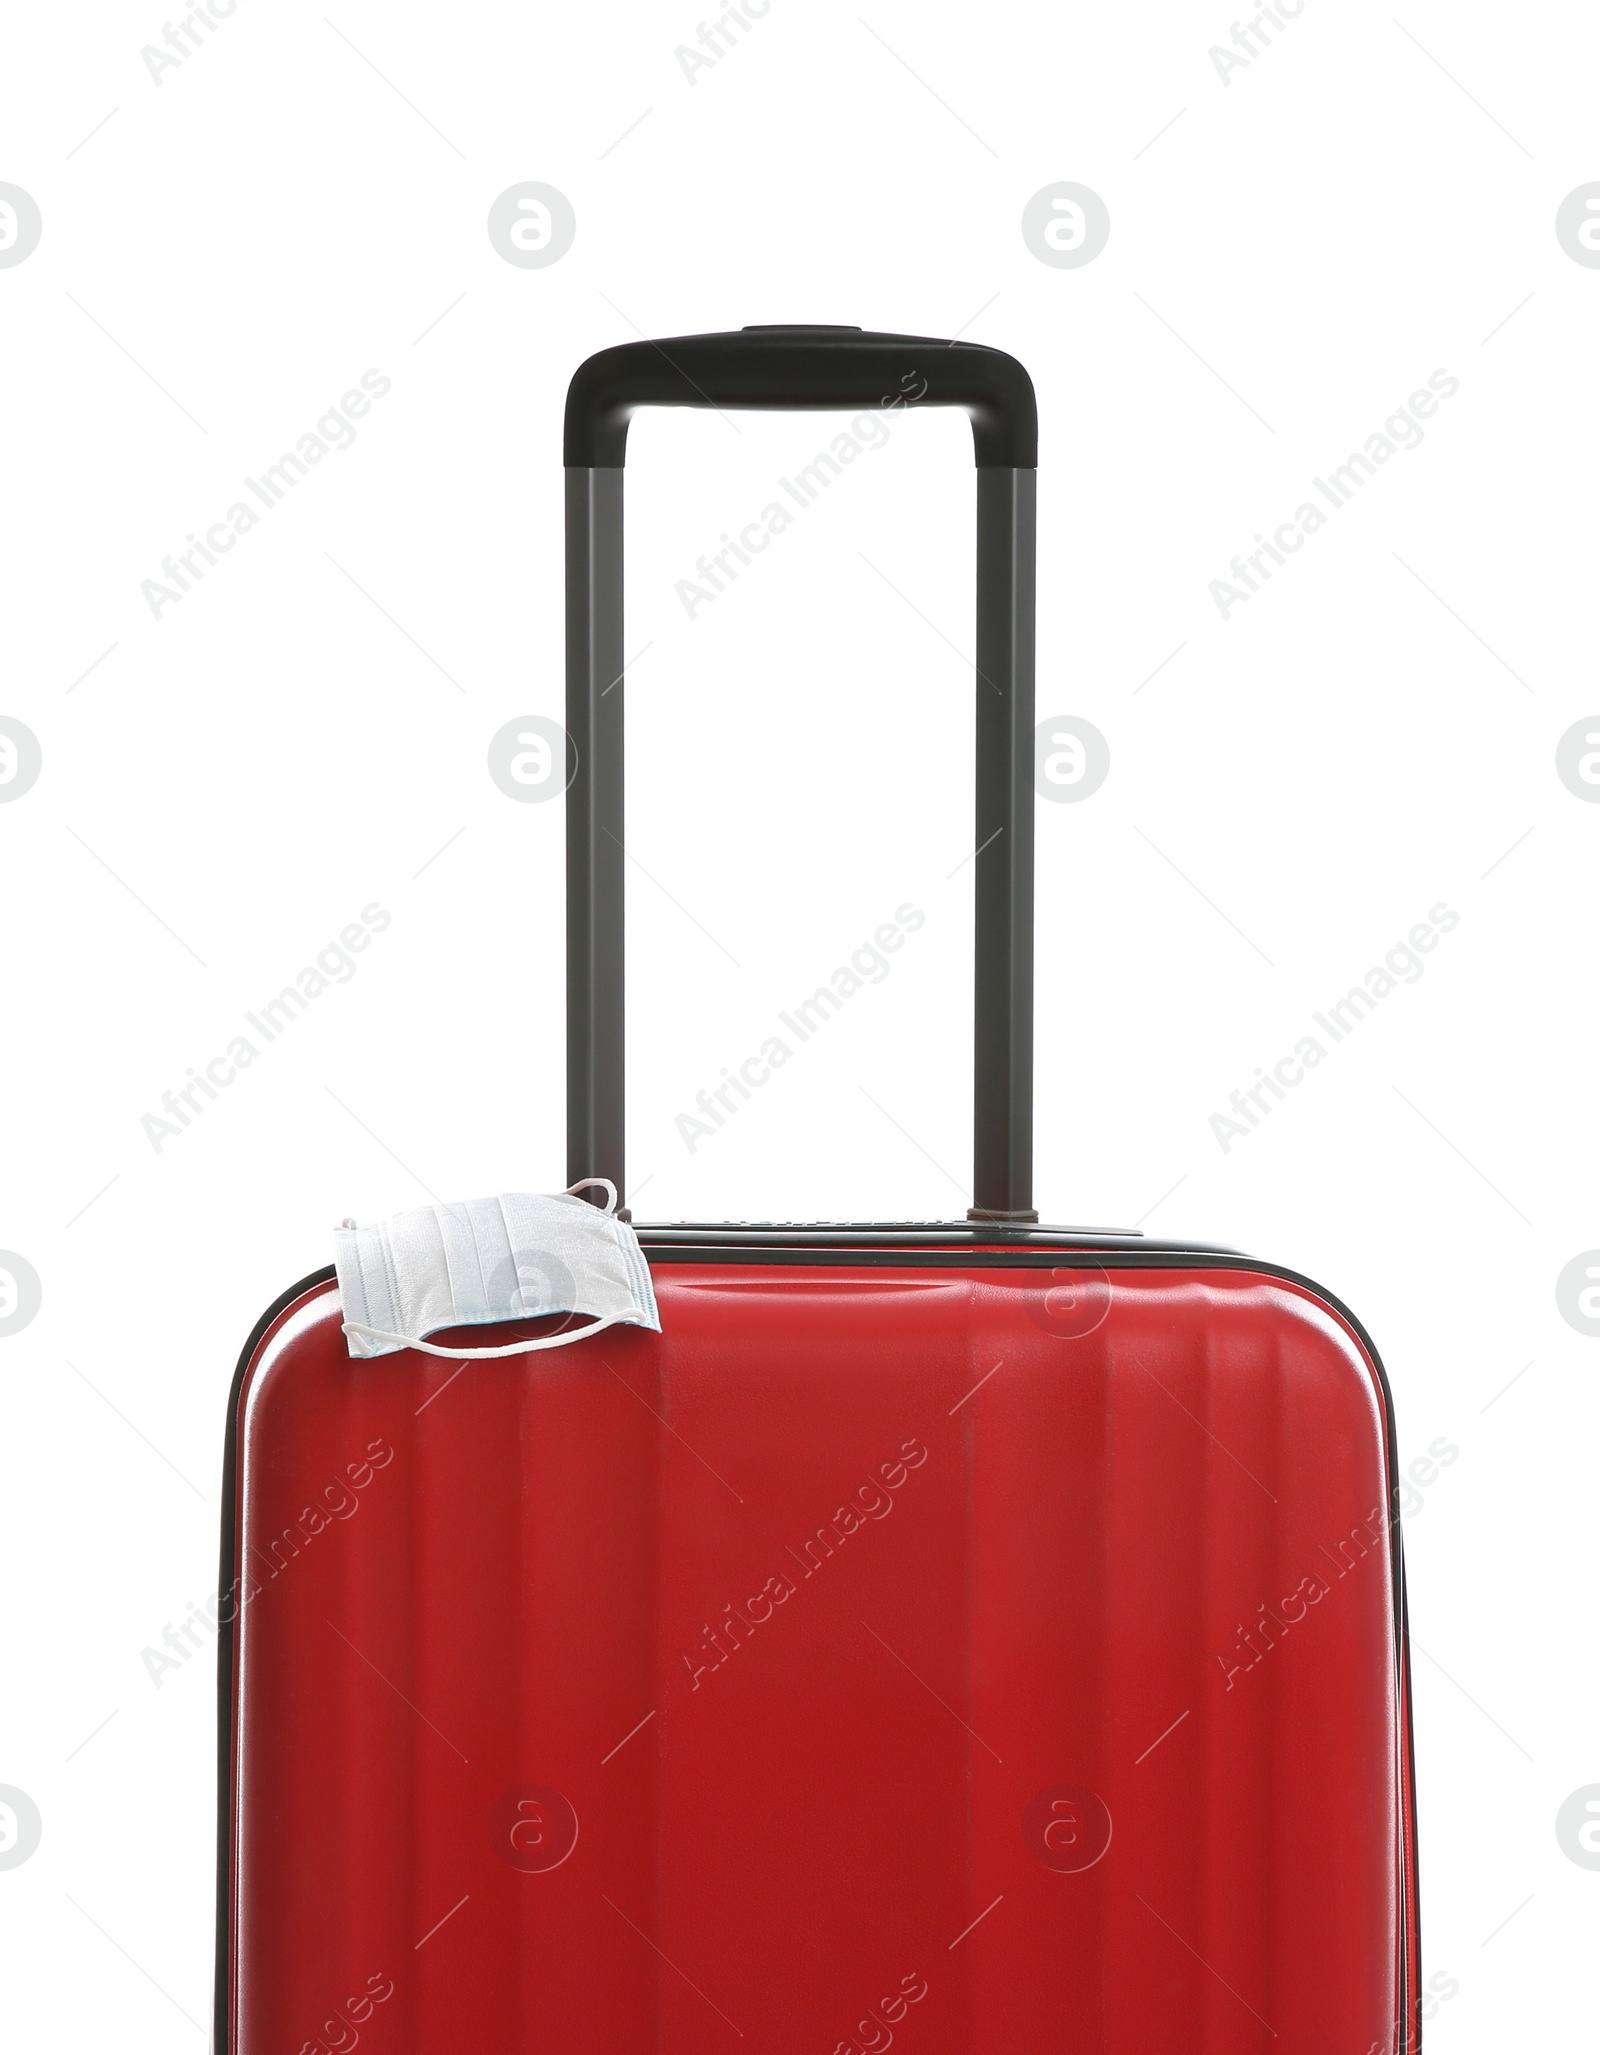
[217, 328, 1420, 2054]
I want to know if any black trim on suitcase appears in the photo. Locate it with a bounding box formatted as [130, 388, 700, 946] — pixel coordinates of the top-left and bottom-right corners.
[214, 1266, 338, 2055]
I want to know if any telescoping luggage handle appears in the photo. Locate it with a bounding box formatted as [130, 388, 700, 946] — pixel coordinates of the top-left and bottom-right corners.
[565, 325, 1039, 1223]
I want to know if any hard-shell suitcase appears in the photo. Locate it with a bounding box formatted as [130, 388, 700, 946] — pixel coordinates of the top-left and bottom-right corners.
[217, 328, 1420, 2054]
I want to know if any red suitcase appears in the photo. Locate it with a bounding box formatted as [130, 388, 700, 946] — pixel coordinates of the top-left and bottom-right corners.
[217, 328, 1421, 2054]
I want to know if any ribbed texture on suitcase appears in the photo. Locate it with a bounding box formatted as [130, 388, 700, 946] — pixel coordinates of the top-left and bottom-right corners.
[227, 1263, 1406, 2054]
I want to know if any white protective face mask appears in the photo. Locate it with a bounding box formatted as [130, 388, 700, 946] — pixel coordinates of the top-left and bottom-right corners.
[333, 1181, 660, 1359]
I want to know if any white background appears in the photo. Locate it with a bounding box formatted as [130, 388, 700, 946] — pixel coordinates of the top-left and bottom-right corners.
[2, 0, 1597, 2044]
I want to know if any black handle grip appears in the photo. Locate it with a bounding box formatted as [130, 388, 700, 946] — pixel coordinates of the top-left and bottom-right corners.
[564, 326, 1038, 468]
[566, 328, 1038, 1223]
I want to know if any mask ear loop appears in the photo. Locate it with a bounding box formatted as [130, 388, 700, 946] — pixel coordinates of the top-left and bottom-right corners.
[565, 1177, 619, 1214]
[342, 1310, 639, 1359]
